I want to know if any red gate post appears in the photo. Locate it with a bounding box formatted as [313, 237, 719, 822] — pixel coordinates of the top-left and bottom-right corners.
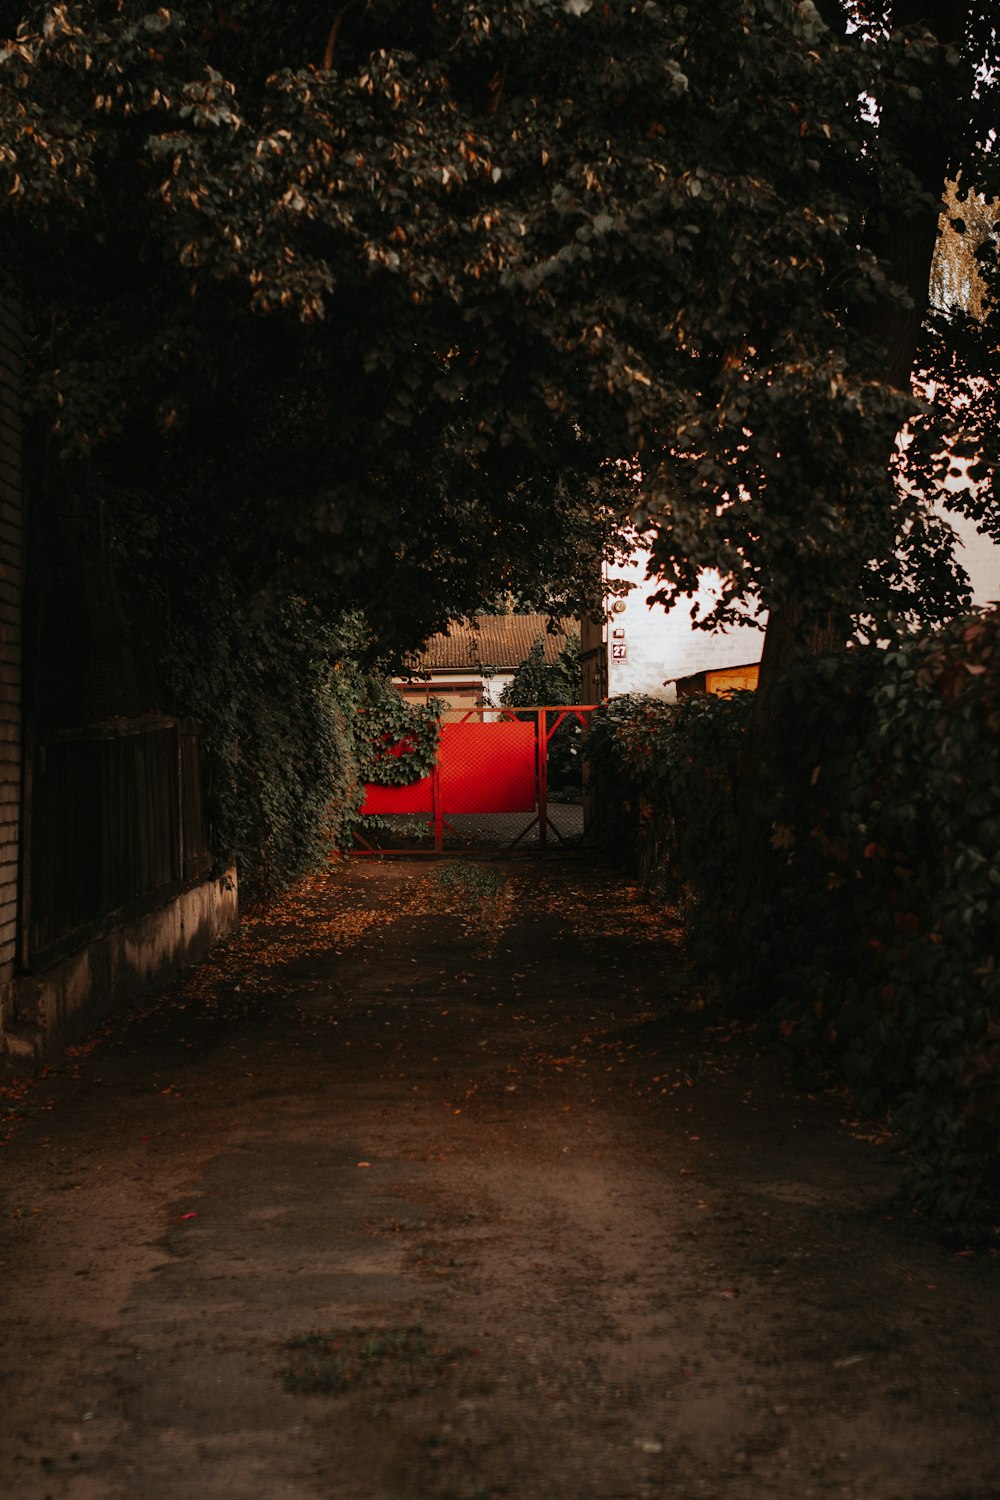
[432, 757, 443, 852]
[537, 708, 548, 849]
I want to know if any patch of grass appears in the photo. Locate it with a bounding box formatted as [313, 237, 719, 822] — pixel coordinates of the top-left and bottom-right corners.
[408, 1239, 464, 1276]
[432, 862, 511, 948]
[433, 862, 506, 902]
[282, 1323, 460, 1395]
[283, 1333, 353, 1394]
[368, 1215, 428, 1236]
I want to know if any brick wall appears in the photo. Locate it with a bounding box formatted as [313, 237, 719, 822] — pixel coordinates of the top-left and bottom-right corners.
[0, 292, 23, 1035]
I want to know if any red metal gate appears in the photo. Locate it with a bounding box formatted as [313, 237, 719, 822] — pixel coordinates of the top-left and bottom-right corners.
[356, 705, 595, 853]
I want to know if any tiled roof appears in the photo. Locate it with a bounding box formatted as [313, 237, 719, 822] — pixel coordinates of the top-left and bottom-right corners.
[409, 615, 576, 673]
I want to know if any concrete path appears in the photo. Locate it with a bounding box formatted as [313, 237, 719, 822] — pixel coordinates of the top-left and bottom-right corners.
[1, 858, 998, 1500]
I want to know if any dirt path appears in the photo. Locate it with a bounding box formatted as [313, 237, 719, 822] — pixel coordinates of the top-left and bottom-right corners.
[1, 858, 998, 1500]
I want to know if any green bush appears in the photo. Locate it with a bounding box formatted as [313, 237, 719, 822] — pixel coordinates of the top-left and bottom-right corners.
[166, 592, 439, 899]
[767, 611, 1000, 1233]
[106, 483, 443, 899]
[588, 610, 1000, 1237]
[587, 689, 753, 960]
[349, 673, 441, 787]
[500, 632, 584, 795]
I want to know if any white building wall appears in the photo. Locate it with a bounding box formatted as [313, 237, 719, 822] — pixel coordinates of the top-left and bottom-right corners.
[606, 516, 1000, 704]
[605, 553, 764, 701]
[951, 511, 1000, 606]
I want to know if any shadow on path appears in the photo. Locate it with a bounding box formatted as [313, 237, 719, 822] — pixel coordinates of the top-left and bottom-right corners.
[1, 858, 998, 1500]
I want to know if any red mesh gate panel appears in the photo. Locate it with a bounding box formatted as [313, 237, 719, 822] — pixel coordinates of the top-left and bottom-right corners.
[360, 776, 434, 815]
[356, 706, 595, 852]
[438, 720, 537, 813]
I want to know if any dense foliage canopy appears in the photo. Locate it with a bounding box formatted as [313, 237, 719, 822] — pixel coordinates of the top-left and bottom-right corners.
[1, 0, 997, 657]
[2, 1, 999, 895]
[0, 0, 637, 662]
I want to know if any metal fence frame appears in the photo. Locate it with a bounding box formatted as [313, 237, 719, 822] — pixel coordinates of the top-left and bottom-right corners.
[21, 716, 212, 969]
[354, 704, 597, 855]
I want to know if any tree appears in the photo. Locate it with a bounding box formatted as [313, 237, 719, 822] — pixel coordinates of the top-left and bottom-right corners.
[0, 0, 630, 886]
[3, 3, 995, 635]
[500, 632, 584, 792]
[499, 633, 582, 711]
[1, 2, 997, 903]
[0, 2, 628, 668]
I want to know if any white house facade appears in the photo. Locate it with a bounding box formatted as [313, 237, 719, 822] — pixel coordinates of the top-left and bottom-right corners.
[595, 514, 1000, 704]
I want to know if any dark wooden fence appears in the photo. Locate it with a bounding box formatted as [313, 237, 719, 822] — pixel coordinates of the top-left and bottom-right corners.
[23, 717, 212, 968]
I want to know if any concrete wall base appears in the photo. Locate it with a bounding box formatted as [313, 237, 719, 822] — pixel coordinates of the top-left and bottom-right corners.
[4, 868, 238, 1071]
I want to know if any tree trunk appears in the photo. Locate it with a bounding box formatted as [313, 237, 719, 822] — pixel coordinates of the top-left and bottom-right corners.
[730, 0, 972, 1010]
[730, 599, 844, 1012]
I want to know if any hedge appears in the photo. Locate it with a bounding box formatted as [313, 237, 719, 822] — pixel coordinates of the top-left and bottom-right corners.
[166, 595, 440, 899]
[588, 607, 1000, 1237]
